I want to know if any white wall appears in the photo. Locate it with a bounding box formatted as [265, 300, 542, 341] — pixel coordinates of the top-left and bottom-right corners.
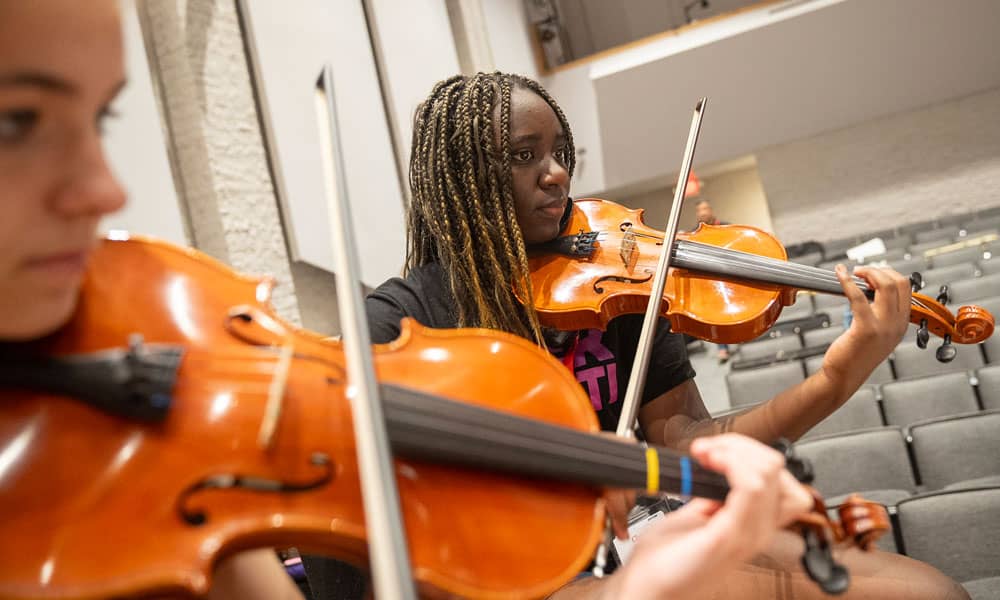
[241, 0, 406, 287]
[367, 0, 461, 172]
[482, 0, 539, 79]
[590, 0, 1000, 192]
[101, 0, 187, 245]
[757, 87, 1000, 245]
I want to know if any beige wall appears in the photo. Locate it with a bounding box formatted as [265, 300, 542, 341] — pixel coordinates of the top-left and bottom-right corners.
[757, 86, 1000, 245]
[617, 163, 773, 234]
[618, 86, 1000, 247]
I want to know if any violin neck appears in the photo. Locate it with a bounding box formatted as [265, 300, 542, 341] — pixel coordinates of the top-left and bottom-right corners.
[381, 383, 729, 500]
[673, 240, 876, 300]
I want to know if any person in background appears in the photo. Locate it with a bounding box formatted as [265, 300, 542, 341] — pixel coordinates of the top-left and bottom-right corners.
[350, 72, 967, 599]
[695, 198, 726, 227]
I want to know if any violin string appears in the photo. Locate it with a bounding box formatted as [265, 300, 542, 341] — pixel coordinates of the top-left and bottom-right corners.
[680, 242, 933, 314]
[636, 244, 853, 295]
[677, 240, 869, 293]
[598, 230, 938, 312]
[685, 242, 941, 314]
[383, 386, 729, 493]
[162, 378, 710, 489]
[601, 229, 869, 292]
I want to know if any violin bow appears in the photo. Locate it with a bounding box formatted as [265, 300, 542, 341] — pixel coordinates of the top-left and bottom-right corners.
[316, 65, 418, 599]
[615, 98, 707, 439]
[590, 97, 708, 577]
[595, 99, 865, 595]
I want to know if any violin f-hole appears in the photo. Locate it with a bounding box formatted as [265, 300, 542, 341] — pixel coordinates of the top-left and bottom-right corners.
[175, 453, 335, 526]
[226, 305, 290, 346]
[593, 272, 653, 294]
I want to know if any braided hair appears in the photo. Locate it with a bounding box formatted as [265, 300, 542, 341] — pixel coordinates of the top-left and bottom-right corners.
[406, 72, 575, 346]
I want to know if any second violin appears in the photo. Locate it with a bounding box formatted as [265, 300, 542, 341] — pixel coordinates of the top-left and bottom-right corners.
[527, 199, 994, 351]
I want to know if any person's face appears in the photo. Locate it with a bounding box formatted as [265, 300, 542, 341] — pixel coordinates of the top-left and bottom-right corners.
[0, 0, 127, 340]
[506, 87, 570, 245]
[696, 202, 715, 224]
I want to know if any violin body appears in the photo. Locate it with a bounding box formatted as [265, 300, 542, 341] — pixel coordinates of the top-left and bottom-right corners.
[528, 199, 993, 346]
[529, 199, 796, 343]
[0, 236, 604, 599]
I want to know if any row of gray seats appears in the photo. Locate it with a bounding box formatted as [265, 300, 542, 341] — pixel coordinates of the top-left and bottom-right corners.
[796, 413, 1000, 597]
[820, 207, 1000, 259]
[826, 231, 996, 268]
[808, 365, 999, 438]
[722, 364, 1000, 436]
[795, 410, 1000, 497]
[726, 319, 1000, 409]
[797, 209, 1000, 598]
[815, 237, 994, 293]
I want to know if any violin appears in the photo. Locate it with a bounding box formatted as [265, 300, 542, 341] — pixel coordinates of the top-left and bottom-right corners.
[0, 236, 886, 599]
[527, 199, 994, 354]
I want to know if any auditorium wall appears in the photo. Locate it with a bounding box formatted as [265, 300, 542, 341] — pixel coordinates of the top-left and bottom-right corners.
[757, 86, 1000, 245]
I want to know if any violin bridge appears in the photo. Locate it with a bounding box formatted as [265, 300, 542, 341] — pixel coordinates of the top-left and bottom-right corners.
[620, 227, 638, 271]
[258, 342, 294, 450]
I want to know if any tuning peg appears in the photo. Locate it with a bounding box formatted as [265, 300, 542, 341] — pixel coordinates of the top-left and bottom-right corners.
[916, 318, 929, 349]
[936, 285, 951, 305]
[936, 334, 956, 363]
[909, 272, 924, 293]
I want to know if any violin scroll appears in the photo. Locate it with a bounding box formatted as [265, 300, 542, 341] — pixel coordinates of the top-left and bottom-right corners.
[778, 442, 890, 595]
[837, 494, 892, 551]
[953, 304, 995, 344]
[908, 292, 994, 363]
[793, 489, 891, 595]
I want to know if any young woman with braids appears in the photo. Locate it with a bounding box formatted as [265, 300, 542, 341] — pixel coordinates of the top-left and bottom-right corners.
[298, 73, 969, 598]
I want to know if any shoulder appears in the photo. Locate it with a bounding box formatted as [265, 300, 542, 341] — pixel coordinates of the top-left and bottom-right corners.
[366, 263, 457, 343]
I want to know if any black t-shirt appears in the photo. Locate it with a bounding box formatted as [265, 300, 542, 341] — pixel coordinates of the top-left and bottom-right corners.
[366, 263, 696, 431]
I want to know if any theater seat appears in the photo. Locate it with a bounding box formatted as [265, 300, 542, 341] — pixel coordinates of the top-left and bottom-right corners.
[908, 410, 1000, 490]
[891, 342, 983, 379]
[897, 487, 1000, 584]
[880, 372, 978, 427]
[977, 365, 1000, 409]
[931, 245, 991, 269]
[946, 272, 1000, 304]
[800, 387, 883, 439]
[919, 263, 979, 291]
[793, 428, 915, 498]
[725, 361, 804, 407]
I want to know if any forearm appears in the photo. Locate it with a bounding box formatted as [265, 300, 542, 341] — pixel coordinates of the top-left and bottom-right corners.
[648, 368, 856, 449]
[639, 364, 860, 450]
[723, 366, 856, 443]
